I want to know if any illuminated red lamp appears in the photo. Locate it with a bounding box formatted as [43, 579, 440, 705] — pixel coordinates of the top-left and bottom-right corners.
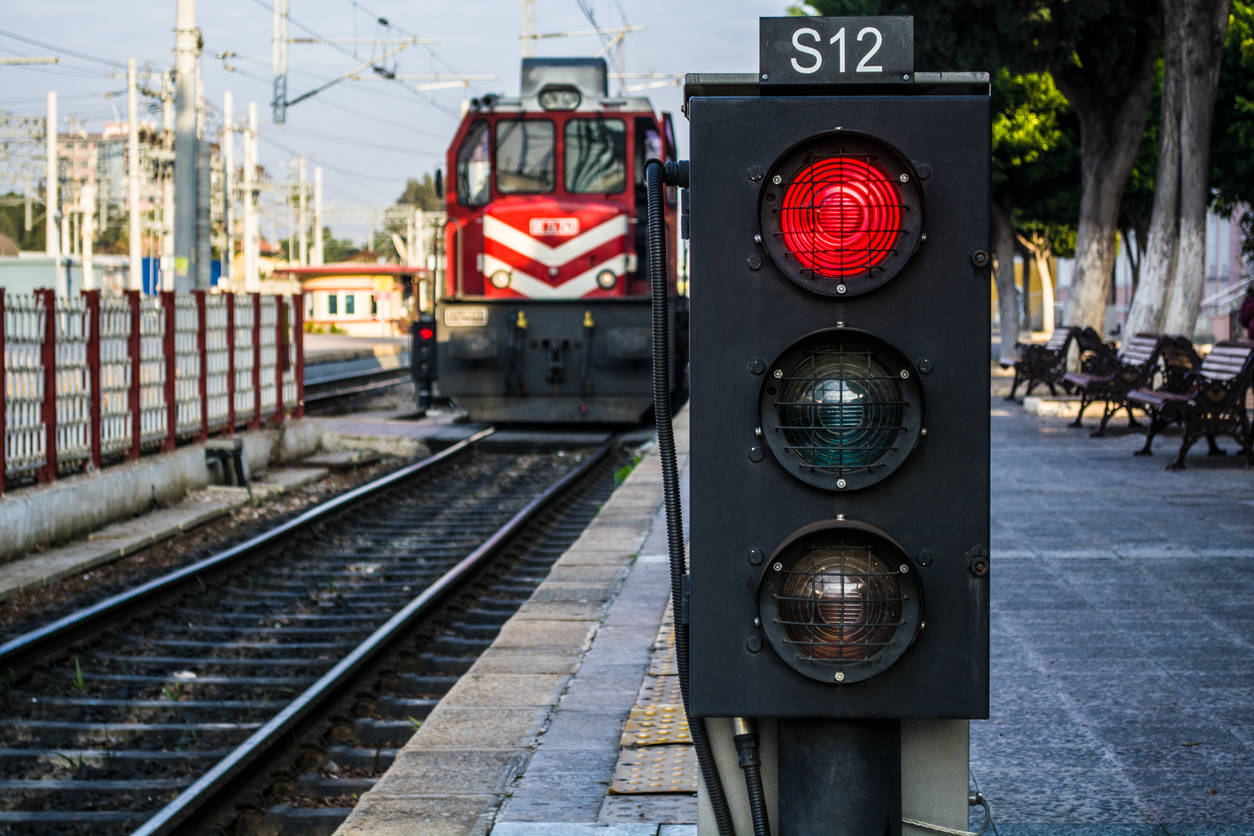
[759, 131, 924, 297]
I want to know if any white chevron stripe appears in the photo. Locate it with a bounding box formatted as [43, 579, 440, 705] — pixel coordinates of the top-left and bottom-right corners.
[483, 214, 629, 267]
[484, 253, 628, 299]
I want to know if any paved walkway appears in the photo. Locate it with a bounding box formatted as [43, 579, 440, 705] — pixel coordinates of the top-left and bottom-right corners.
[977, 397, 1253, 835]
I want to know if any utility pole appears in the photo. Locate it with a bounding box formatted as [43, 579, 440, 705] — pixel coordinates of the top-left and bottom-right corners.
[161, 71, 175, 290]
[195, 71, 211, 289]
[173, 0, 200, 292]
[81, 182, 96, 290]
[298, 155, 307, 266]
[272, 0, 289, 124]
[406, 211, 414, 265]
[286, 166, 294, 268]
[60, 117, 73, 258]
[222, 90, 234, 285]
[243, 101, 259, 291]
[313, 165, 323, 265]
[45, 91, 57, 258]
[127, 58, 142, 290]
[521, 0, 536, 57]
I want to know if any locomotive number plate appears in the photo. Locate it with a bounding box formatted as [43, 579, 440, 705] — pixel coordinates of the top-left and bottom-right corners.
[530, 217, 580, 236]
[444, 307, 488, 327]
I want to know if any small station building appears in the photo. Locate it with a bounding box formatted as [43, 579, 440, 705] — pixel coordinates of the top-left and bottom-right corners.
[275, 262, 430, 337]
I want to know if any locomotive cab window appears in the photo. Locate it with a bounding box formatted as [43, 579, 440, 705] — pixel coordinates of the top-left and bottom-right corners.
[634, 117, 674, 206]
[565, 117, 626, 194]
[456, 120, 491, 206]
[496, 118, 556, 193]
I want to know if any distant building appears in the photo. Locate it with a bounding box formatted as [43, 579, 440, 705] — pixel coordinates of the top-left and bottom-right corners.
[274, 262, 427, 337]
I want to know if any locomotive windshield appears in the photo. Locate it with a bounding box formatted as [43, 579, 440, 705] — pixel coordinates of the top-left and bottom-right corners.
[565, 118, 626, 194]
[456, 120, 491, 206]
[496, 119, 556, 193]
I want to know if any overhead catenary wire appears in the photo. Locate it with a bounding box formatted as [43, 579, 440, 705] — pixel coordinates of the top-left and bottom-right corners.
[245, 0, 460, 118]
[333, 0, 484, 94]
[0, 27, 132, 69]
[215, 55, 432, 110]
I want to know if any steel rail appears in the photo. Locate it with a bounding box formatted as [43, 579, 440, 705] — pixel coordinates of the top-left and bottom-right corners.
[133, 437, 614, 836]
[0, 428, 495, 675]
[303, 364, 413, 403]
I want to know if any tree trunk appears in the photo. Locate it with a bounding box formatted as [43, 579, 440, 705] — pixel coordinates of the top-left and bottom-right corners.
[1057, 41, 1158, 334]
[1163, 0, 1231, 337]
[992, 198, 1019, 365]
[1122, 228, 1142, 301]
[1017, 231, 1057, 334]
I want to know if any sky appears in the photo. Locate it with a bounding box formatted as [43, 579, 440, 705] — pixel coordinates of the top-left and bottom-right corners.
[0, 0, 787, 243]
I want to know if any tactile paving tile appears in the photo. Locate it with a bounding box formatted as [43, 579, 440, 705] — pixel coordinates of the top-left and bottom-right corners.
[609, 744, 698, 794]
[621, 704, 692, 747]
[636, 673, 684, 707]
[653, 615, 676, 650]
[648, 645, 678, 676]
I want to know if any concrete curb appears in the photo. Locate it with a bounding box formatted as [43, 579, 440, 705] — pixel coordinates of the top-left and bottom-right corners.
[0, 466, 333, 602]
[0, 420, 321, 563]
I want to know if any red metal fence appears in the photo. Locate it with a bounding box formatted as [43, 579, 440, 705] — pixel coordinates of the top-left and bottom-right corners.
[0, 289, 304, 494]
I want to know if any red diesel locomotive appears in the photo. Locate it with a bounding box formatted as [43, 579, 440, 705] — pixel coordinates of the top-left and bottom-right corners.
[436, 57, 685, 422]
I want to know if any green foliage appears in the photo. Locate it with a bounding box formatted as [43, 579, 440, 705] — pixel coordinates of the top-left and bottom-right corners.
[0, 192, 45, 251]
[614, 454, 643, 487]
[992, 68, 1080, 252]
[396, 173, 442, 211]
[1211, 1, 1254, 255]
[321, 227, 362, 263]
[72, 656, 87, 694]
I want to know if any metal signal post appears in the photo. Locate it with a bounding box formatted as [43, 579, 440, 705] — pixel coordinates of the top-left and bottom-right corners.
[683, 17, 990, 835]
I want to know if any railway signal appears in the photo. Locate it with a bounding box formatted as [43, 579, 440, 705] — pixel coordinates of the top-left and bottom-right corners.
[413, 311, 437, 411]
[684, 15, 990, 832]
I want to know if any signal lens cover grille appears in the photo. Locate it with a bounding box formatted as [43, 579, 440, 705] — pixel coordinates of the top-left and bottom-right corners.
[759, 131, 923, 296]
[759, 522, 921, 684]
[760, 328, 923, 491]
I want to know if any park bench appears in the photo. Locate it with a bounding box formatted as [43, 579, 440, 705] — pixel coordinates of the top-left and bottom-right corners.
[1127, 339, 1254, 470]
[1005, 326, 1112, 401]
[1061, 332, 1183, 436]
[1158, 338, 1205, 391]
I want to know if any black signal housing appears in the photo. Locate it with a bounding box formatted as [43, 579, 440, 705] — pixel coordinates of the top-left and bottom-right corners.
[686, 77, 991, 720]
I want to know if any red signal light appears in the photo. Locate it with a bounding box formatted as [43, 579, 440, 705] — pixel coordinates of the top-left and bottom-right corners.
[779, 157, 902, 278]
[419, 327, 435, 341]
[759, 131, 923, 297]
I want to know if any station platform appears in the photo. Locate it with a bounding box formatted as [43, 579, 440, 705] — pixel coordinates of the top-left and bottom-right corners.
[304, 333, 410, 382]
[337, 390, 1254, 836]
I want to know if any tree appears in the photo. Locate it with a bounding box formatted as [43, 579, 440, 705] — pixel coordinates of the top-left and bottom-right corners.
[993, 69, 1080, 342]
[1208, 1, 1254, 256]
[1029, 1, 1160, 334]
[396, 174, 441, 211]
[0, 192, 46, 251]
[1126, 0, 1232, 339]
[321, 228, 359, 263]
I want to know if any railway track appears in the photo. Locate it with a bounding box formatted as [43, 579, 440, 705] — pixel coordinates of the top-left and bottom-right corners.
[0, 430, 625, 834]
[302, 365, 413, 407]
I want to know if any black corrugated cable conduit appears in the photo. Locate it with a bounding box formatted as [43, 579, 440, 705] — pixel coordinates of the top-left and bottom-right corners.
[733, 717, 772, 836]
[646, 157, 735, 836]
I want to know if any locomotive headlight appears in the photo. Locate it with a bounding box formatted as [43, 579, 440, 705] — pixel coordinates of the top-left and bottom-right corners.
[595, 269, 617, 290]
[538, 85, 581, 111]
[489, 270, 512, 289]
